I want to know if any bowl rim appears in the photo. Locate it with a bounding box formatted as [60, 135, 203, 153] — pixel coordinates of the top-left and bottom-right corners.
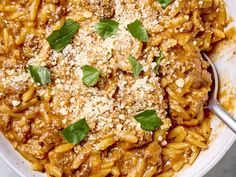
[0, 151, 26, 177]
[193, 134, 235, 177]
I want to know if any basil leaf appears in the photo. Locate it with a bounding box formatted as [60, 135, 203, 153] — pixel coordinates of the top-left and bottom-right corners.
[134, 110, 163, 131]
[154, 51, 164, 75]
[82, 65, 101, 87]
[157, 0, 172, 9]
[29, 65, 51, 86]
[61, 119, 90, 145]
[47, 19, 80, 52]
[128, 55, 143, 78]
[95, 19, 119, 39]
[127, 19, 148, 42]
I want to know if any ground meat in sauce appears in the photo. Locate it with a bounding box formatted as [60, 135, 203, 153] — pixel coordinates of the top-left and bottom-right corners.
[88, 0, 115, 18]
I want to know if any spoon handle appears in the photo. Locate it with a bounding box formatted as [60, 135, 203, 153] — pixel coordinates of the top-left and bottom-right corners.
[209, 100, 236, 134]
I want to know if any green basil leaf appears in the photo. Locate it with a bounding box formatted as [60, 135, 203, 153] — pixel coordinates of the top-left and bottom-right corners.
[134, 110, 163, 131]
[95, 19, 119, 39]
[127, 19, 148, 42]
[29, 65, 51, 86]
[157, 0, 172, 9]
[61, 119, 90, 145]
[128, 55, 143, 78]
[47, 19, 80, 52]
[154, 51, 164, 75]
[82, 65, 101, 87]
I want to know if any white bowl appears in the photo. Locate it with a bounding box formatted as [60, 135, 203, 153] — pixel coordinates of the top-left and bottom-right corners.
[1, 1, 236, 176]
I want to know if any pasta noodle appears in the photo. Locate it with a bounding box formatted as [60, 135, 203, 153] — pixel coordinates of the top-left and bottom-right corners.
[0, 0, 228, 176]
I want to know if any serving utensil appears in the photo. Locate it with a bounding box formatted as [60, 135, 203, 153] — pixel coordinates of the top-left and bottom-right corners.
[202, 52, 236, 134]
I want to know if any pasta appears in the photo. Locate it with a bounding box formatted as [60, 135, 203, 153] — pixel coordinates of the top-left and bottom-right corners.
[0, 0, 228, 177]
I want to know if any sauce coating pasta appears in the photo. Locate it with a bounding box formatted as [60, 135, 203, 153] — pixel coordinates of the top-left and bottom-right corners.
[0, 0, 227, 176]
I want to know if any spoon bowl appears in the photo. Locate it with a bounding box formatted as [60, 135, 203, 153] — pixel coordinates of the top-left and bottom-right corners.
[202, 52, 236, 134]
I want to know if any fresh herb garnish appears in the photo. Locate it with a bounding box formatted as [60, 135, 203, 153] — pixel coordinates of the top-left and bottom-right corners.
[82, 65, 101, 87]
[29, 65, 51, 86]
[154, 51, 164, 75]
[134, 110, 163, 131]
[128, 55, 143, 78]
[47, 19, 80, 52]
[61, 119, 90, 145]
[156, 0, 172, 9]
[95, 19, 119, 39]
[127, 19, 148, 42]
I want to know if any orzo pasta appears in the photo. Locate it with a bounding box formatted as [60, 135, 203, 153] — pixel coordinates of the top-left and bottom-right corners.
[0, 0, 228, 177]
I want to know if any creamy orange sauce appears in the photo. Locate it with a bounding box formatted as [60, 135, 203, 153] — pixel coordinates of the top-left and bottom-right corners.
[225, 27, 236, 39]
[0, 0, 232, 177]
[219, 90, 235, 112]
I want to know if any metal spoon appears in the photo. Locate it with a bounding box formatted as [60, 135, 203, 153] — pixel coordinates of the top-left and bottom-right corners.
[202, 52, 236, 134]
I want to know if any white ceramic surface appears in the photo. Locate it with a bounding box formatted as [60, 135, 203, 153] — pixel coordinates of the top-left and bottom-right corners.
[0, 1, 236, 177]
[0, 158, 18, 177]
